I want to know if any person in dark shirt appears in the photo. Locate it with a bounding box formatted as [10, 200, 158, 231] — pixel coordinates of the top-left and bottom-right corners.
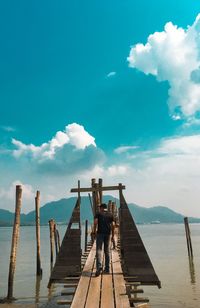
[93, 203, 115, 276]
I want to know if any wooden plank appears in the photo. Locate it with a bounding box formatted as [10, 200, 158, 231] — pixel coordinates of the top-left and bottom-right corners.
[100, 269, 114, 308]
[85, 254, 102, 308]
[71, 185, 125, 193]
[112, 248, 130, 308]
[70, 243, 96, 308]
[63, 284, 78, 288]
[57, 299, 72, 305]
[61, 290, 75, 295]
[129, 297, 149, 303]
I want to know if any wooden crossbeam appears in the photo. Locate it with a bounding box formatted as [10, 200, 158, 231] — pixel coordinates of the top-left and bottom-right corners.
[71, 185, 125, 193]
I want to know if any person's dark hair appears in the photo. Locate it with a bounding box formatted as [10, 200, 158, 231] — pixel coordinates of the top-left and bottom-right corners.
[100, 203, 107, 209]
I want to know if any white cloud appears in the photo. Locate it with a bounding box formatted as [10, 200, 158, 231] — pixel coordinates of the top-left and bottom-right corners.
[66, 123, 96, 149]
[122, 134, 200, 217]
[107, 165, 129, 176]
[12, 123, 96, 160]
[128, 14, 200, 120]
[157, 135, 200, 155]
[1, 126, 16, 132]
[114, 145, 139, 154]
[11, 123, 104, 175]
[106, 71, 116, 78]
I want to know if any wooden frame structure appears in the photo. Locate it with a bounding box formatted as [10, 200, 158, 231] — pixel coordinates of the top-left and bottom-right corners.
[49, 178, 161, 291]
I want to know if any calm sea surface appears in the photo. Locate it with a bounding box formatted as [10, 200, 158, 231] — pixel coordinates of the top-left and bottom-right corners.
[0, 224, 200, 308]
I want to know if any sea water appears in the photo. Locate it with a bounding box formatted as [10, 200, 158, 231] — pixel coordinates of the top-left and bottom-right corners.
[0, 224, 200, 307]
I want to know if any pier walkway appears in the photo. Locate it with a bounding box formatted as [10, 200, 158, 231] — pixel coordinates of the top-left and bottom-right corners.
[71, 241, 130, 308]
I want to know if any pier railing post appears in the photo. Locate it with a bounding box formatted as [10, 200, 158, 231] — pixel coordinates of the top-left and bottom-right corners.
[84, 219, 88, 252]
[54, 223, 59, 256]
[7, 185, 22, 301]
[49, 219, 54, 268]
[35, 191, 42, 276]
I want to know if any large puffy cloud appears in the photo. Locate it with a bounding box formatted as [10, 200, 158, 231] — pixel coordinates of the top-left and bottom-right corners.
[12, 123, 96, 159]
[11, 123, 104, 175]
[128, 14, 200, 120]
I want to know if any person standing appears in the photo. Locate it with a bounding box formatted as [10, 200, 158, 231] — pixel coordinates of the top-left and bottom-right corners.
[93, 203, 115, 276]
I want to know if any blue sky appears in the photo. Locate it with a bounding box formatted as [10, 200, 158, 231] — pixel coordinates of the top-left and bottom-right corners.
[1, 0, 200, 216]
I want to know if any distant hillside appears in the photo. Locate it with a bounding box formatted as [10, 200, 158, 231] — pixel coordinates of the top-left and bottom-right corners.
[128, 204, 200, 224]
[0, 196, 200, 226]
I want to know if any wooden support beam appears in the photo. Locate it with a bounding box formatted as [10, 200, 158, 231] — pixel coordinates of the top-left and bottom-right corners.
[35, 191, 42, 276]
[7, 185, 22, 301]
[48, 219, 55, 268]
[71, 185, 125, 193]
[85, 220, 88, 253]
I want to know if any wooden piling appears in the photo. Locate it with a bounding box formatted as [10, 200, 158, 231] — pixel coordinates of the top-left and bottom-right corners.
[84, 220, 88, 252]
[7, 185, 22, 301]
[35, 190, 42, 276]
[54, 223, 59, 256]
[184, 217, 193, 258]
[49, 219, 55, 267]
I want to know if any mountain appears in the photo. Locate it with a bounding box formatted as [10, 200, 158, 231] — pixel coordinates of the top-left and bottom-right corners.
[128, 204, 200, 224]
[0, 196, 200, 226]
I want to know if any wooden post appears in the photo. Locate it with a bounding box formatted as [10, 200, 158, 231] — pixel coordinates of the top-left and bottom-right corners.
[91, 178, 96, 215]
[35, 191, 42, 276]
[84, 220, 88, 252]
[184, 217, 193, 258]
[94, 182, 100, 213]
[35, 276, 41, 304]
[78, 180, 81, 201]
[54, 223, 59, 256]
[88, 193, 94, 216]
[7, 185, 22, 301]
[98, 178, 103, 204]
[49, 219, 54, 267]
[108, 200, 112, 213]
[56, 229, 61, 250]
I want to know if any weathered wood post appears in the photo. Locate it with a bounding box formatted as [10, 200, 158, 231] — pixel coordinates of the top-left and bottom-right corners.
[184, 217, 193, 258]
[84, 219, 88, 252]
[98, 178, 103, 204]
[88, 193, 95, 217]
[56, 229, 61, 250]
[49, 219, 54, 268]
[108, 200, 112, 213]
[94, 182, 100, 213]
[91, 178, 96, 214]
[35, 190, 42, 276]
[54, 223, 59, 256]
[35, 275, 41, 304]
[7, 185, 22, 301]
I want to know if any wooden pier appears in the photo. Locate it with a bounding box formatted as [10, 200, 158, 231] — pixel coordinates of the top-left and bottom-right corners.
[48, 179, 161, 307]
